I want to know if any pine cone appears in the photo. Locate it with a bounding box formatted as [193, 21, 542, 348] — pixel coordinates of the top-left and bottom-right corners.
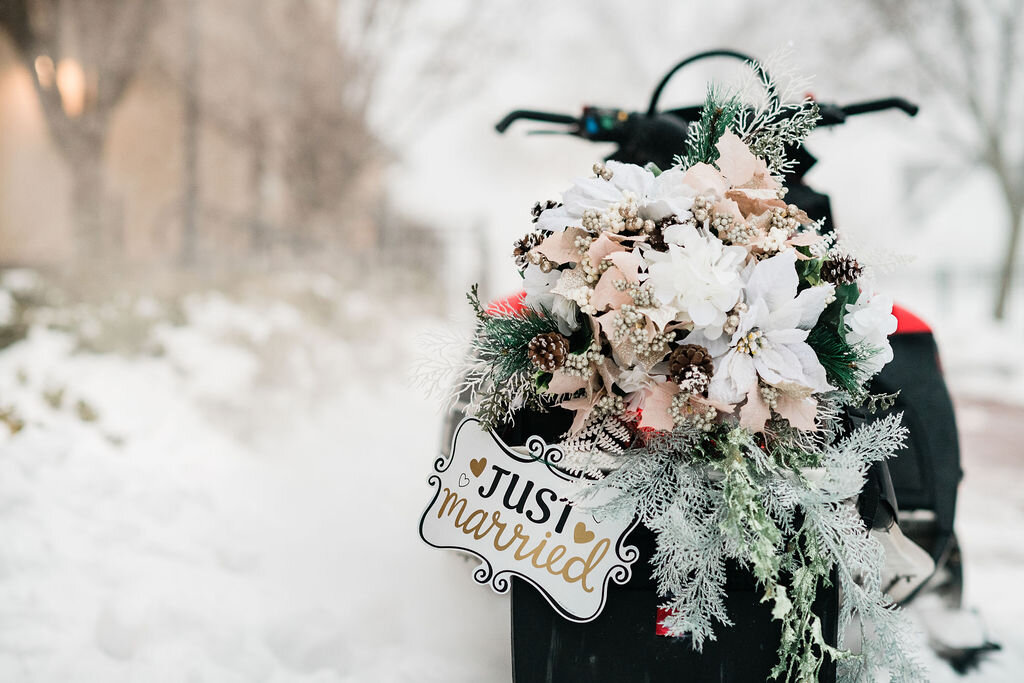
[513, 230, 549, 269]
[668, 344, 715, 384]
[820, 255, 863, 285]
[531, 199, 562, 223]
[678, 366, 710, 396]
[527, 332, 570, 372]
[647, 215, 683, 251]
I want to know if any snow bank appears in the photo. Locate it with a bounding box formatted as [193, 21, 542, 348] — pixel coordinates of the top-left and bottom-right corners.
[0, 276, 510, 682]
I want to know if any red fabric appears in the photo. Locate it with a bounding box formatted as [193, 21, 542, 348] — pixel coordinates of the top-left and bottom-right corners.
[486, 291, 527, 315]
[892, 304, 931, 335]
[655, 607, 676, 636]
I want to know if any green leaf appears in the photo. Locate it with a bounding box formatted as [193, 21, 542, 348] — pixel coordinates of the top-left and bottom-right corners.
[770, 584, 793, 620]
[836, 284, 858, 334]
[796, 257, 824, 288]
[534, 371, 552, 392]
[807, 323, 874, 395]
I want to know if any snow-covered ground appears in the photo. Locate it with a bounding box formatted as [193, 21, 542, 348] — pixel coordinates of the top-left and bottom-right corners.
[0, 273, 506, 682]
[0, 270, 1020, 682]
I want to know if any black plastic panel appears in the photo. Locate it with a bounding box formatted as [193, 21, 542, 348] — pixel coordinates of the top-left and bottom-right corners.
[511, 525, 839, 683]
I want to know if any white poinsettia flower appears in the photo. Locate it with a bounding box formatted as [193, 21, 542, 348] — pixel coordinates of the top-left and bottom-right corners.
[644, 167, 698, 221]
[687, 249, 835, 404]
[522, 264, 579, 335]
[844, 288, 897, 376]
[643, 224, 748, 338]
[535, 162, 695, 233]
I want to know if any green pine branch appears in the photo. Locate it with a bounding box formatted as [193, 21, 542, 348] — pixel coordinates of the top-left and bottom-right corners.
[684, 86, 743, 168]
[467, 284, 561, 386]
[807, 324, 874, 395]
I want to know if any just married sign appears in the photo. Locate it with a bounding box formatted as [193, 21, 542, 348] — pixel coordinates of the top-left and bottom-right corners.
[419, 418, 639, 621]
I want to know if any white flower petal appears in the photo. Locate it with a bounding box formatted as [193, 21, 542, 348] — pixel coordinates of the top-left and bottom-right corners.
[789, 341, 833, 393]
[606, 160, 655, 196]
[688, 300, 719, 326]
[683, 328, 732, 358]
[745, 249, 799, 312]
[734, 299, 766, 340]
[766, 328, 808, 345]
[709, 351, 755, 404]
[663, 222, 697, 246]
[766, 300, 802, 332]
[792, 284, 835, 330]
[646, 168, 696, 221]
[753, 346, 791, 385]
[643, 230, 744, 338]
[522, 264, 580, 335]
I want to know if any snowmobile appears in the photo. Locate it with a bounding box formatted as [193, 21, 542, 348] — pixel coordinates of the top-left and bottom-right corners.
[444, 50, 989, 680]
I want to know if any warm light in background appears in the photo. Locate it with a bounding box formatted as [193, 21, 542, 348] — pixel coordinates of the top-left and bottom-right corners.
[56, 57, 86, 118]
[33, 54, 55, 89]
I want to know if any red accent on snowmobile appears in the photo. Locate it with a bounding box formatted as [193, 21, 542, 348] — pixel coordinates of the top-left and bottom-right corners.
[655, 607, 675, 636]
[892, 305, 931, 335]
[487, 291, 527, 315]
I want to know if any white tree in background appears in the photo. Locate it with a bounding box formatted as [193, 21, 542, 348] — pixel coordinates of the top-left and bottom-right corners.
[868, 0, 1024, 320]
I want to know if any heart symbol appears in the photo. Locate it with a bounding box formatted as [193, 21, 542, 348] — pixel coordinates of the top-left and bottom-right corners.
[574, 521, 595, 544]
[470, 457, 487, 478]
[458, 473, 470, 488]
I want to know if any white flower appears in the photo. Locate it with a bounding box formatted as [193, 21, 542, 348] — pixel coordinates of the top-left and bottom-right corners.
[643, 224, 748, 339]
[616, 366, 657, 394]
[844, 288, 897, 376]
[615, 367, 659, 412]
[522, 264, 579, 335]
[535, 162, 695, 233]
[688, 249, 834, 404]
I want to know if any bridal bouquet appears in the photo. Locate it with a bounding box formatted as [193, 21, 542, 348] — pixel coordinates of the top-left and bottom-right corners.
[451, 81, 920, 681]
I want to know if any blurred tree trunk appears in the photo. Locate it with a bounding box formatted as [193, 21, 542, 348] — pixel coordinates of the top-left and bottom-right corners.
[997, 205, 1023, 319]
[0, 0, 155, 261]
[67, 137, 107, 256]
[179, 0, 199, 266]
[247, 117, 267, 254]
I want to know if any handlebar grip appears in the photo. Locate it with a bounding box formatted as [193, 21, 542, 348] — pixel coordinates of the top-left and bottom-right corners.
[841, 98, 919, 118]
[495, 110, 579, 134]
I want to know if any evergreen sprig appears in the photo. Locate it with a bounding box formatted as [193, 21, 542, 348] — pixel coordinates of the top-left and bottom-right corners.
[465, 284, 562, 430]
[467, 284, 560, 386]
[683, 86, 743, 168]
[718, 445, 783, 584]
[771, 525, 842, 681]
[731, 54, 821, 176]
[573, 414, 921, 682]
[807, 324, 875, 396]
[740, 99, 820, 176]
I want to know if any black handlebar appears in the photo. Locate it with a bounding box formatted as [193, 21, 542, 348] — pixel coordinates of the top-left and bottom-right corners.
[646, 49, 769, 116]
[840, 97, 919, 119]
[494, 50, 920, 230]
[494, 96, 918, 138]
[495, 110, 579, 134]
[495, 47, 917, 141]
[493, 49, 919, 194]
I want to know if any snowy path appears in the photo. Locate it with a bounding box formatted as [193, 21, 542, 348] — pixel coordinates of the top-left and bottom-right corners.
[0, 298, 1020, 681]
[925, 399, 1024, 682]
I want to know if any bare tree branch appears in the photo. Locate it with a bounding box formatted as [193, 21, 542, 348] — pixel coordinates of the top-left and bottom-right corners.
[865, 0, 1024, 319]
